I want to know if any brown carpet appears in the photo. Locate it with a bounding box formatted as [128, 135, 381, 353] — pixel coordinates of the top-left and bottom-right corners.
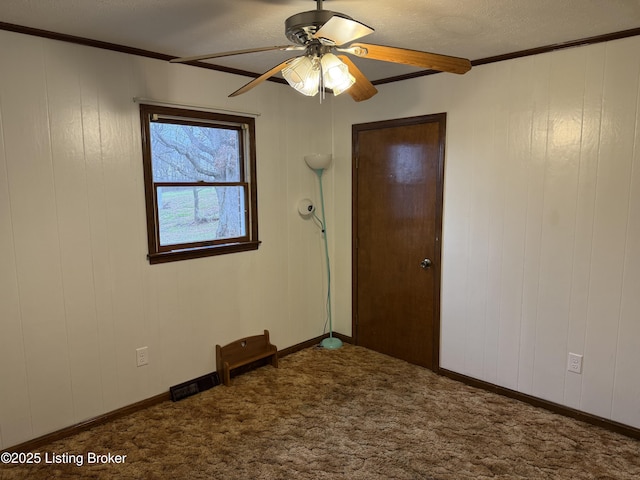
[2, 344, 639, 479]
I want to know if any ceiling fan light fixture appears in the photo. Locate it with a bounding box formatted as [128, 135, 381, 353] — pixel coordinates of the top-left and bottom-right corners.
[282, 56, 320, 96]
[320, 53, 355, 95]
[172, 0, 471, 102]
[331, 72, 356, 96]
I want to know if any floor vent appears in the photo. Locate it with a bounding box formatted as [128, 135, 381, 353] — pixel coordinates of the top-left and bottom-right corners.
[170, 372, 219, 402]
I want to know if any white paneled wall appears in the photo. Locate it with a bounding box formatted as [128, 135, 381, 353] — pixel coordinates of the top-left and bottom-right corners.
[2, 26, 640, 449]
[0, 31, 332, 449]
[332, 36, 640, 429]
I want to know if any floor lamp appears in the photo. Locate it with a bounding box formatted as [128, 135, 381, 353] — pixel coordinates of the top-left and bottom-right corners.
[304, 153, 342, 350]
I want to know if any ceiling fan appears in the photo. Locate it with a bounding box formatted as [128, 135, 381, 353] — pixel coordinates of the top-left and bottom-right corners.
[170, 0, 472, 102]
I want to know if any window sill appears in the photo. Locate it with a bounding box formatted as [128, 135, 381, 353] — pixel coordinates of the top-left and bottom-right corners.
[147, 241, 261, 264]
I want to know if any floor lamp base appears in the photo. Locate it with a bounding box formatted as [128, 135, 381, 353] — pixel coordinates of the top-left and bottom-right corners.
[321, 336, 343, 350]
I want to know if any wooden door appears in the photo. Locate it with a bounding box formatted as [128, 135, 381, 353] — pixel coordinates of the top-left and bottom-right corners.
[353, 114, 445, 370]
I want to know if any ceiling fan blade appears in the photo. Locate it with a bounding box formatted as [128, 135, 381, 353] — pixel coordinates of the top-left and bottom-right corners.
[170, 45, 302, 63]
[229, 59, 294, 97]
[313, 15, 374, 46]
[337, 55, 377, 102]
[349, 43, 471, 74]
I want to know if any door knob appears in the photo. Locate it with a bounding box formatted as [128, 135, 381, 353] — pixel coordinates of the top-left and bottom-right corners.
[420, 258, 432, 269]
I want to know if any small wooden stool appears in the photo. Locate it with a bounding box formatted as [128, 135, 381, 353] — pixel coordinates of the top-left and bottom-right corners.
[215, 330, 278, 386]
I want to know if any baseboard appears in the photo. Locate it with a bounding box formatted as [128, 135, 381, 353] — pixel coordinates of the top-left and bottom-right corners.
[278, 332, 353, 357]
[5, 338, 637, 452]
[2, 332, 354, 452]
[2, 392, 170, 454]
[439, 368, 640, 441]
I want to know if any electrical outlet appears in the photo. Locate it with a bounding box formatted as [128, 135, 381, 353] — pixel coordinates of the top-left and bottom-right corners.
[568, 353, 583, 374]
[136, 347, 149, 367]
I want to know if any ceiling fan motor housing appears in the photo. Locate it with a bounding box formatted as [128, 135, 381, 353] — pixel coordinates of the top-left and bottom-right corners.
[285, 10, 352, 45]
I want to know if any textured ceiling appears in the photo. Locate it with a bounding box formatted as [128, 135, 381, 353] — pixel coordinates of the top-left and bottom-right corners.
[0, 0, 639, 82]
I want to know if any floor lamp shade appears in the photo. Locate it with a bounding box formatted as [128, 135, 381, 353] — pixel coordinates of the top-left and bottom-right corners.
[304, 153, 332, 171]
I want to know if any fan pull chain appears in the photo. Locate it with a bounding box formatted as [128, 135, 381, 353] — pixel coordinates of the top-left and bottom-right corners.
[319, 60, 325, 104]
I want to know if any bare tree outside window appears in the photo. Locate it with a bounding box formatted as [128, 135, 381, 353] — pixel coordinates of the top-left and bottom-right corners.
[140, 105, 258, 264]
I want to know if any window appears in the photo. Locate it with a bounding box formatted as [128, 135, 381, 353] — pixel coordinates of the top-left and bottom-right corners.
[140, 104, 259, 264]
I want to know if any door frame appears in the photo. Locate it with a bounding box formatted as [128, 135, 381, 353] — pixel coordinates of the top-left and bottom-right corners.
[351, 113, 446, 371]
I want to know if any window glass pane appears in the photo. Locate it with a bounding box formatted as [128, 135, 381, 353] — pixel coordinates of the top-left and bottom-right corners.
[157, 186, 246, 246]
[150, 122, 241, 183]
[140, 104, 258, 264]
